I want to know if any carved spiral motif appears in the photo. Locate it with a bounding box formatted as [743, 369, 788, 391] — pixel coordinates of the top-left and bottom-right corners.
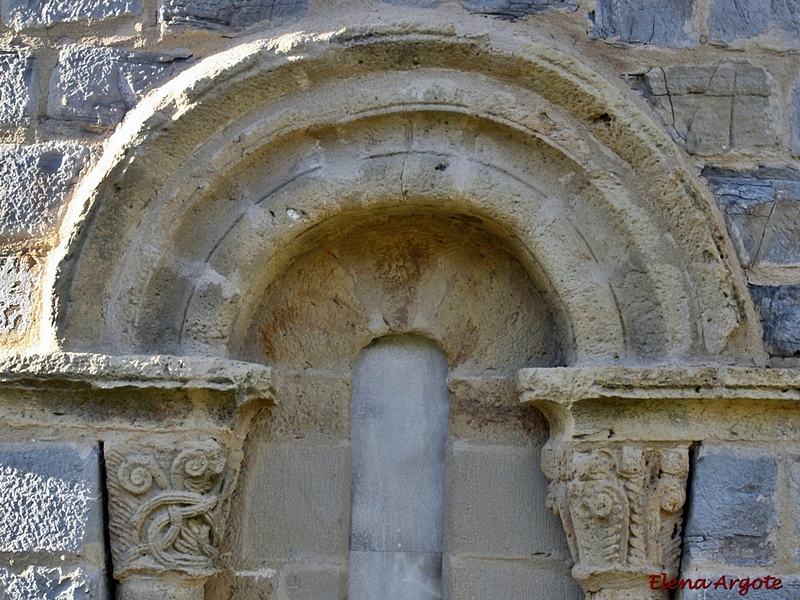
[117, 455, 167, 495]
[184, 453, 209, 477]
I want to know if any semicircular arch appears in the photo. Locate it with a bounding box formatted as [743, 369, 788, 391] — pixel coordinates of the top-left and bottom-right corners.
[48, 17, 757, 365]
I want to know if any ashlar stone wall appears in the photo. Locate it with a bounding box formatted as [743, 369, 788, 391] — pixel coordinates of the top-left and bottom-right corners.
[1, 0, 800, 599]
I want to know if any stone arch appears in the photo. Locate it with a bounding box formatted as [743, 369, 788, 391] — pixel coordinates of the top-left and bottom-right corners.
[46, 15, 759, 366]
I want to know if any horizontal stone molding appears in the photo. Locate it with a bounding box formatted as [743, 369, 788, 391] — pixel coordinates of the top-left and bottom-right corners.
[518, 366, 800, 442]
[0, 353, 272, 402]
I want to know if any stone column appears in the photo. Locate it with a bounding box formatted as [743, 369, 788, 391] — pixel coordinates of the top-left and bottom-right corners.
[541, 442, 689, 599]
[104, 439, 230, 600]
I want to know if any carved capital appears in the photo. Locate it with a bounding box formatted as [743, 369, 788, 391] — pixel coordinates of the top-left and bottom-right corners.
[105, 440, 229, 580]
[541, 442, 689, 598]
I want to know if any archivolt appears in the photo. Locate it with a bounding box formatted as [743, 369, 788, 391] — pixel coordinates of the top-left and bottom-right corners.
[48, 15, 757, 365]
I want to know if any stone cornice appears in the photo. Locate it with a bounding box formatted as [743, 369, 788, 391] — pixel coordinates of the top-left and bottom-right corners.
[0, 353, 273, 405]
[518, 366, 800, 443]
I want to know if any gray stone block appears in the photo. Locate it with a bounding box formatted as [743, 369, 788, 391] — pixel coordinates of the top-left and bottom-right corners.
[159, 0, 308, 29]
[0, 49, 35, 125]
[750, 285, 800, 356]
[282, 567, 346, 600]
[0, 442, 103, 555]
[442, 557, 583, 600]
[350, 336, 448, 555]
[791, 85, 800, 157]
[676, 574, 800, 599]
[444, 443, 569, 558]
[683, 447, 778, 565]
[789, 455, 800, 562]
[459, 0, 576, 18]
[2, 0, 139, 28]
[0, 565, 105, 600]
[0, 143, 90, 241]
[48, 45, 190, 132]
[703, 166, 800, 269]
[348, 552, 440, 600]
[632, 63, 777, 155]
[591, 0, 698, 47]
[241, 443, 350, 562]
[708, 0, 800, 46]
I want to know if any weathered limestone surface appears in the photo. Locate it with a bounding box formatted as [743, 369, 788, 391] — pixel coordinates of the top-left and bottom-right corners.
[460, 0, 576, 18]
[0, 255, 38, 340]
[0, 352, 273, 396]
[2, 0, 139, 28]
[633, 63, 778, 155]
[159, 0, 308, 29]
[0, 143, 89, 241]
[683, 447, 778, 566]
[48, 46, 190, 132]
[708, 0, 800, 46]
[591, 0, 698, 47]
[0, 49, 35, 125]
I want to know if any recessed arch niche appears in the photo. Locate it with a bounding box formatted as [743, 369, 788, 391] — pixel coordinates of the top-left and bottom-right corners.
[212, 204, 579, 599]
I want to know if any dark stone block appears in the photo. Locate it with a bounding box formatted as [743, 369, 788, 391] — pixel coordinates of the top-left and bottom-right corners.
[683, 447, 777, 565]
[703, 166, 800, 269]
[460, 0, 577, 18]
[677, 575, 800, 599]
[0, 442, 103, 555]
[160, 0, 308, 29]
[591, 0, 698, 47]
[0, 565, 105, 600]
[0, 143, 90, 241]
[708, 0, 800, 46]
[2, 0, 139, 27]
[750, 284, 800, 357]
[0, 49, 35, 125]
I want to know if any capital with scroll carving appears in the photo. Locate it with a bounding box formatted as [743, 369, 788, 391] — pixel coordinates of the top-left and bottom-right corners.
[105, 439, 232, 600]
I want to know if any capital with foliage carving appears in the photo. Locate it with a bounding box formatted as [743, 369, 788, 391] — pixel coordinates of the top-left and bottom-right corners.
[541, 442, 689, 599]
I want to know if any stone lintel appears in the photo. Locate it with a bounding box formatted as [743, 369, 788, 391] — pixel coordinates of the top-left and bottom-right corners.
[518, 366, 800, 442]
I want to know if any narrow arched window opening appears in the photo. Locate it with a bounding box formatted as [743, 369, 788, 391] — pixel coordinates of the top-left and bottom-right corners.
[348, 335, 450, 600]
